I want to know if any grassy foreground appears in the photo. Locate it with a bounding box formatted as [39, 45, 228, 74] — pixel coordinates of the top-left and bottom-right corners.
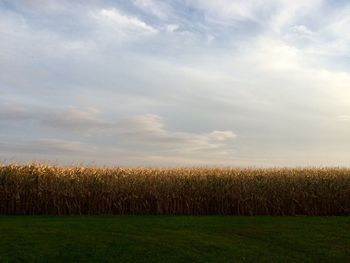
[0, 216, 349, 263]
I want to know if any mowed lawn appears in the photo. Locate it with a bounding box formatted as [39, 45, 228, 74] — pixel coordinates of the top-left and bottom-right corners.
[0, 216, 349, 263]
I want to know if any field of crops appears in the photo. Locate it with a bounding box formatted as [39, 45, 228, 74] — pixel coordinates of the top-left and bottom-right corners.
[1, 164, 350, 216]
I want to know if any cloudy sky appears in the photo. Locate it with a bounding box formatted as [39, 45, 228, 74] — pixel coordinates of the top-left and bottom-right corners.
[1, 0, 350, 166]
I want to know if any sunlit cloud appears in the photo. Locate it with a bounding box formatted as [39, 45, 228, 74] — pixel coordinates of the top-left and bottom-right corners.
[1, 0, 350, 166]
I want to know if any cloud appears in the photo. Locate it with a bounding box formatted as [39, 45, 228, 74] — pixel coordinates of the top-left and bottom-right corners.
[0, 103, 31, 121]
[246, 37, 300, 71]
[132, 0, 170, 19]
[92, 8, 157, 39]
[337, 115, 350, 122]
[1, 1, 350, 166]
[269, 0, 324, 32]
[4, 105, 236, 163]
[209, 131, 237, 141]
[184, 0, 323, 27]
[185, 0, 264, 23]
[0, 103, 238, 165]
[166, 24, 179, 32]
[43, 107, 110, 131]
[116, 114, 165, 134]
[0, 137, 87, 155]
[112, 114, 237, 164]
[41, 107, 237, 156]
[114, 114, 236, 153]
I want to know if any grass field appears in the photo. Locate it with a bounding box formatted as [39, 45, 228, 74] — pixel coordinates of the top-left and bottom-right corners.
[0, 216, 349, 263]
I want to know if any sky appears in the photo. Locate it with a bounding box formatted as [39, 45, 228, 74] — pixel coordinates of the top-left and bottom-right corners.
[1, 0, 350, 166]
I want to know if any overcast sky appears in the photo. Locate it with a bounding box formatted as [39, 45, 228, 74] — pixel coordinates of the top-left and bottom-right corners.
[1, 0, 350, 166]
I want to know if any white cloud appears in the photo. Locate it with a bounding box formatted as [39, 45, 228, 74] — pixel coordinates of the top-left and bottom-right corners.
[314, 7, 350, 56]
[186, 0, 263, 23]
[114, 114, 236, 149]
[288, 25, 313, 37]
[337, 115, 350, 122]
[269, 0, 324, 32]
[38, 107, 238, 162]
[0, 9, 94, 64]
[0, 137, 87, 154]
[132, 0, 170, 19]
[0, 103, 31, 120]
[2, 1, 350, 166]
[117, 114, 165, 134]
[92, 8, 157, 37]
[43, 107, 107, 130]
[185, 0, 322, 27]
[209, 131, 237, 141]
[166, 24, 179, 32]
[248, 37, 300, 71]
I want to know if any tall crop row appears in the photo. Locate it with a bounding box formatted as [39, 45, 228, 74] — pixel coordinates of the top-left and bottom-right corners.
[0, 164, 349, 215]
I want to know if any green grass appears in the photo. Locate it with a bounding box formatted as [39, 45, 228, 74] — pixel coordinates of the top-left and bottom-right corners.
[0, 216, 349, 263]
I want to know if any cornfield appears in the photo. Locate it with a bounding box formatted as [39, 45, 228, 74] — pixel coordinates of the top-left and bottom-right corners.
[1, 163, 350, 215]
